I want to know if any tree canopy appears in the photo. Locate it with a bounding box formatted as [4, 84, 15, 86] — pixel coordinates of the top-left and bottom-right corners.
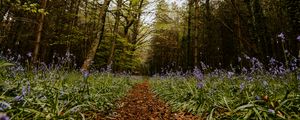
[0, 0, 299, 74]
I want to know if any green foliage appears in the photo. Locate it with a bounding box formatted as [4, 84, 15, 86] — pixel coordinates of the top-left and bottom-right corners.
[96, 35, 141, 71]
[0, 71, 140, 119]
[150, 74, 300, 119]
[0, 60, 14, 68]
[11, 0, 48, 14]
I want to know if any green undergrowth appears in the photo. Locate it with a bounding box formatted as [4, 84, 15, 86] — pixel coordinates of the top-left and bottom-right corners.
[0, 70, 140, 119]
[150, 74, 300, 119]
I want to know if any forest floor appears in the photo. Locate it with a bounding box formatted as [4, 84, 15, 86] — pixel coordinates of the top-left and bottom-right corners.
[99, 80, 200, 120]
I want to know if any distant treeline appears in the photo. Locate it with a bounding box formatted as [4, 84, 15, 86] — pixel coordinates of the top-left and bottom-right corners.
[0, 0, 299, 74]
[149, 0, 299, 74]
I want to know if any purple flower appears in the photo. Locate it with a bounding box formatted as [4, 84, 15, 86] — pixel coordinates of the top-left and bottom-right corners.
[269, 58, 276, 64]
[82, 71, 89, 79]
[0, 102, 10, 111]
[289, 58, 297, 71]
[227, 72, 234, 78]
[22, 86, 26, 96]
[244, 54, 250, 60]
[242, 67, 248, 73]
[278, 32, 285, 41]
[26, 52, 32, 57]
[196, 82, 204, 89]
[297, 35, 300, 42]
[268, 109, 275, 114]
[7, 49, 11, 54]
[14, 95, 24, 101]
[27, 82, 31, 94]
[193, 66, 204, 80]
[0, 113, 9, 120]
[65, 51, 70, 57]
[107, 64, 112, 73]
[255, 96, 261, 100]
[240, 83, 245, 91]
[80, 68, 89, 78]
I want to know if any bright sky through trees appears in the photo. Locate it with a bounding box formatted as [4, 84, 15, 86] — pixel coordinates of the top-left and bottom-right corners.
[142, 0, 185, 24]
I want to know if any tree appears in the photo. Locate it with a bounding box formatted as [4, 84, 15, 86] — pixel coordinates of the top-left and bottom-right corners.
[81, 0, 111, 71]
[107, 0, 122, 66]
[32, 0, 47, 64]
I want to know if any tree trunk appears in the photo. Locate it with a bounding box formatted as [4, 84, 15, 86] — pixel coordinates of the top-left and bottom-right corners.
[194, 0, 200, 66]
[187, 0, 193, 69]
[81, 0, 111, 71]
[131, 0, 144, 44]
[107, 0, 122, 65]
[32, 0, 47, 64]
[204, 0, 210, 66]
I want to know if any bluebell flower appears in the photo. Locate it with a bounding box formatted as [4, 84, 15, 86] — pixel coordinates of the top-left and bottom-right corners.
[22, 86, 26, 96]
[227, 72, 234, 78]
[193, 66, 204, 80]
[268, 109, 275, 114]
[107, 64, 112, 73]
[0, 113, 9, 120]
[7, 49, 11, 54]
[242, 67, 248, 73]
[255, 96, 261, 100]
[269, 58, 276, 64]
[297, 35, 300, 42]
[240, 83, 245, 91]
[27, 83, 31, 94]
[14, 95, 23, 101]
[278, 32, 285, 41]
[83, 71, 89, 79]
[0, 102, 10, 111]
[196, 82, 204, 89]
[244, 54, 250, 60]
[26, 52, 32, 57]
[65, 51, 70, 58]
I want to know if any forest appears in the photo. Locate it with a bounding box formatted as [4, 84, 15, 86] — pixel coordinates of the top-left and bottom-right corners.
[0, 0, 300, 119]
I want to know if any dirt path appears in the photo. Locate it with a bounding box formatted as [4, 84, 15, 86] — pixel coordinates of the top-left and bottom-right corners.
[103, 80, 200, 120]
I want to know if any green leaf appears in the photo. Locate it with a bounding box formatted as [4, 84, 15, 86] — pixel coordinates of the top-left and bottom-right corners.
[233, 104, 254, 113]
[0, 60, 14, 68]
[243, 109, 253, 119]
[252, 107, 263, 120]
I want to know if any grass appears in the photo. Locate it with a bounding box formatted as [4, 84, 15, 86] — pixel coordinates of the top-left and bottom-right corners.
[150, 73, 300, 119]
[0, 69, 140, 119]
[1, 59, 300, 119]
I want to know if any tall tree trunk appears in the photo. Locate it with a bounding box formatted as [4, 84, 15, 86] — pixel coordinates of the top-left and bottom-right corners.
[32, 0, 47, 64]
[187, 0, 193, 70]
[204, 0, 210, 65]
[107, 0, 122, 65]
[253, 0, 268, 61]
[81, 0, 111, 71]
[194, 0, 200, 66]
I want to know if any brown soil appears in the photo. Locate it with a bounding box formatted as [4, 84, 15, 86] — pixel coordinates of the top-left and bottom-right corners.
[100, 80, 201, 120]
